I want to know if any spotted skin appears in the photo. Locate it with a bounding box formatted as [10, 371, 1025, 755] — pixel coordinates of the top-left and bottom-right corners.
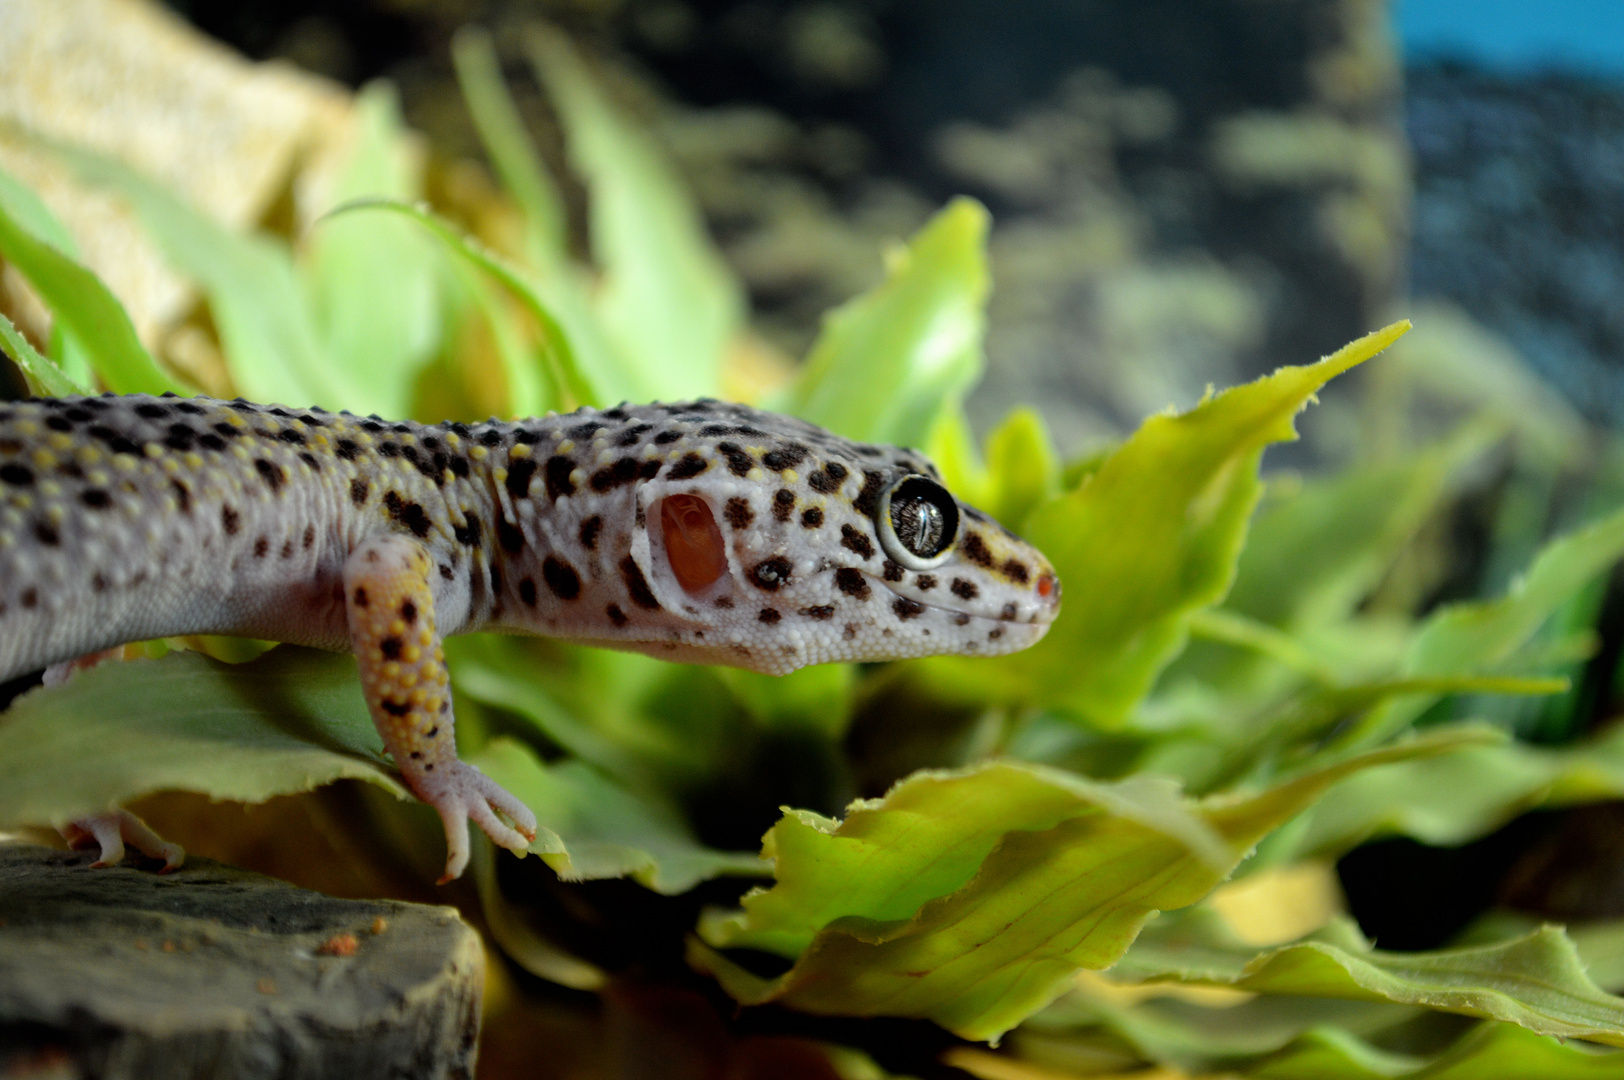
[0, 393, 1060, 879]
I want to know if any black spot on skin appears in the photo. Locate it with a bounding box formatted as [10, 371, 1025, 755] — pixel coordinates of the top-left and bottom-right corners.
[894, 597, 927, 620]
[454, 514, 482, 547]
[801, 605, 835, 621]
[951, 578, 979, 600]
[758, 607, 782, 624]
[750, 556, 792, 592]
[506, 457, 538, 501]
[808, 467, 841, 494]
[654, 430, 683, 445]
[171, 480, 192, 514]
[269, 408, 292, 418]
[401, 600, 418, 624]
[800, 507, 823, 529]
[834, 567, 870, 599]
[277, 428, 306, 445]
[962, 532, 995, 567]
[843, 622, 858, 640]
[513, 429, 542, 445]
[303, 525, 315, 550]
[210, 423, 239, 439]
[92, 573, 107, 592]
[350, 478, 369, 506]
[717, 441, 754, 477]
[621, 556, 660, 609]
[198, 434, 226, 452]
[769, 489, 795, 523]
[762, 444, 810, 470]
[45, 415, 71, 432]
[543, 556, 582, 600]
[134, 403, 169, 419]
[568, 421, 603, 439]
[229, 401, 257, 413]
[254, 459, 285, 493]
[579, 516, 602, 550]
[590, 458, 640, 491]
[253, 536, 270, 558]
[840, 524, 875, 560]
[0, 464, 33, 486]
[606, 603, 628, 626]
[449, 457, 470, 478]
[714, 596, 734, 609]
[381, 637, 403, 660]
[544, 456, 576, 500]
[496, 516, 525, 554]
[616, 424, 652, 446]
[953, 612, 971, 626]
[300, 452, 319, 471]
[381, 699, 411, 717]
[33, 521, 59, 546]
[854, 470, 886, 515]
[667, 453, 708, 480]
[518, 578, 538, 606]
[1002, 559, 1031, 584]
[222, 506, 241, 535]
[21, 588, 37, 609]
[603, 407, 628, 420]
[384, 491, 432, 538]
[66, 407, 94, 421]
[1001, 602, 1019, 621]
[882, 560, 905, 582]
[917, 574, 937, 591]
[58, 461, 83, 479]
[439, 564, 455, 581]
[490, 565, 503, 597]
[640, 460, 662, 479]
[724, 497, 754, 529]
[378, 442, 399, 458]
[989, 628, 1004, 640]
[479, 429, 503, 446]
[391, 423, 411, 434]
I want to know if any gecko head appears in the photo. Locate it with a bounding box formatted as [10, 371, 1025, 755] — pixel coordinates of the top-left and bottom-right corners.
[599, 404, 1061, 675]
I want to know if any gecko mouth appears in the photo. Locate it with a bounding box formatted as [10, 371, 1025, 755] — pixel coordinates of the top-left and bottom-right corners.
[870, 573, 1058, 632]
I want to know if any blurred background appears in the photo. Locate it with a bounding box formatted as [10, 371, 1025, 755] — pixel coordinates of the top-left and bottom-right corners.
[149, 0, 1624, 448]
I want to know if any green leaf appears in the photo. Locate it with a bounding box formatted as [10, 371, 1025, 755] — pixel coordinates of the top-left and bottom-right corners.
[304, 82, 443, 418]
[1339, 503, 1624, 750]
[0, 166, 183, 396]
[450, 25, 567, 265]
[1292, 721, 1624, 858]
[0, 647, 404, 829]
[1253, 1021, 1624, 1080]
[325, 198, 595, 409]
[1127, 915, 1624, 1049]
[43, 141, 336, 407]
[691, 728, 1484, 1042]
[526, 24, 743, 402]
[981, 406, 1062, 532]
[0, 307, 84, 397]
[472, 737, 768, 894]
[783, 197, 990, 447]
[0, 166, 94, 390]
[986, 321, 1411, 725]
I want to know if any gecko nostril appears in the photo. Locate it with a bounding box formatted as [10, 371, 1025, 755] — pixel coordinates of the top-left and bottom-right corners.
[1037, 573, 1059, 601]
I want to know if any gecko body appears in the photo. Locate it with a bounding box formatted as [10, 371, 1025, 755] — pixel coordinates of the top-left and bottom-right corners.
[0, 392, 1060, 878]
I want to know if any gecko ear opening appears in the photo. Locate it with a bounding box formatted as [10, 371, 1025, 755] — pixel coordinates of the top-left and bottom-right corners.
[660, 494, 727, 594]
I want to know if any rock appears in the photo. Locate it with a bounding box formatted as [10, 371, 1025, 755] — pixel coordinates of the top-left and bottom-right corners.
[0, 843, 483, 1080]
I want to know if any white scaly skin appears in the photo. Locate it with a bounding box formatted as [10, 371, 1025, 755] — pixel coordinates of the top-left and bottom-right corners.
[0, 393, 1061, 878]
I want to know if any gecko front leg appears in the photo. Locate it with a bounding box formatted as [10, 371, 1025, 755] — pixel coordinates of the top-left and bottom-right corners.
[344, 534, 537, 882]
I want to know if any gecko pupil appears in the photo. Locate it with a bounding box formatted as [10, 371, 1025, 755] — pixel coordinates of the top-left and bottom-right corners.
[887, 476, 958, 559]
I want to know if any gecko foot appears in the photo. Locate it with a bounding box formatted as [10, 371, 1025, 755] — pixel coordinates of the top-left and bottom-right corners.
[61, 810, 185, 872]
[415, 761, 538, 883]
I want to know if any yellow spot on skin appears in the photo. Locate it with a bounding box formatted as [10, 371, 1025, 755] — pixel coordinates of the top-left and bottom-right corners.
[231, 445, 251, 461]
[747, 467, 765, 481]
[144, 443, 163, 458]
[510, 444, 532, 459]
[38, 481, 61, 498]
[445, 434, 461, 449]
[31, 449, 55, 469]
[557, 439, 576, 454]
[88, 470, 109, 486]
[471, 446, 488, 461]
[113, 455, 138, 472]
[493, 467, 508, 486]
[77, 447, 103, 466]
[782, 469, 799, 483]
[569, 469, 585, 487]
[10, 494, 32, 511]
[47, 433, 72, 452]
[14, 421, 37, 436]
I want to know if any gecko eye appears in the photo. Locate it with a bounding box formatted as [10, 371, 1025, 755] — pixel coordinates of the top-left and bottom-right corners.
[661, 494, 727, 593]
[876, 475, 959, 570]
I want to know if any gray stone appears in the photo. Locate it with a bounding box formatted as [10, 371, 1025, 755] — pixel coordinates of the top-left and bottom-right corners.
[0, 843, 483, 1080]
